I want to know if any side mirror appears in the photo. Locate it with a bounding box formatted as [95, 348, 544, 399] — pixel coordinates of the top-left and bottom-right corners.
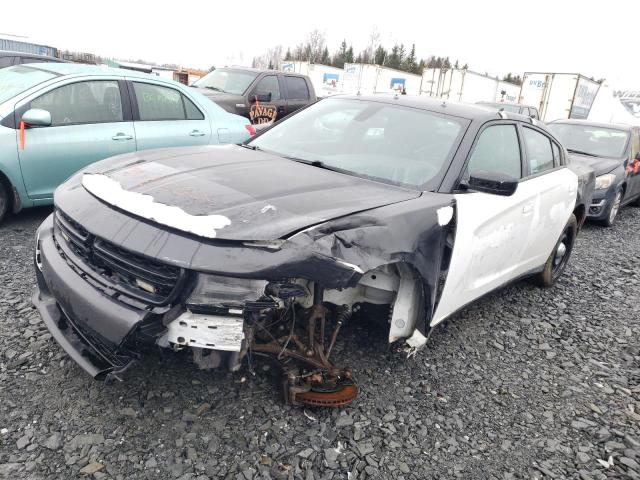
[21, 108, 51, 127]
[252, 93, 272, 103]
[635, 152, 640, 161]
[468, 170, 518, 196]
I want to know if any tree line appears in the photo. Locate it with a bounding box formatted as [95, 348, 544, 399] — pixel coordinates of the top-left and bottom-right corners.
[252, 29, 523, 86]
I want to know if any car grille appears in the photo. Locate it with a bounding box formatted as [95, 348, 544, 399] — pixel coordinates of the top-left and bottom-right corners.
[54, 209, 186, 306]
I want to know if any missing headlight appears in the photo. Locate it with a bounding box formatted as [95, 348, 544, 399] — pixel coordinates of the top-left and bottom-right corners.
[187, 274, 268, 311]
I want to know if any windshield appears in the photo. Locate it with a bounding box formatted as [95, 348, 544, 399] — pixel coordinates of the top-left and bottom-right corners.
[250, 98, 467, 189]
[548, 123, 629, 158]
[192, 69, 259, 95]
[0, 65, 58, 104]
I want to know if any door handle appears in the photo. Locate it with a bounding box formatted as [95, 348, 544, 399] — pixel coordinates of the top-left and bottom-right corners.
[189, 130, 206, 137]
[277, 106, 286, 113]
[112, 133, 133, 141]
[522, 204, 534, 215]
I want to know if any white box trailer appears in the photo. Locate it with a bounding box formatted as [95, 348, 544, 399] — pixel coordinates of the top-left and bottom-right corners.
[518, 73, 601, 122]
[281, 61, 344, 97]
[420, 68, 520, 104]
[342, 64, 422, 96]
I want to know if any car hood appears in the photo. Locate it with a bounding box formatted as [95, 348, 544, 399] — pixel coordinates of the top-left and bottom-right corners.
[568, 153, 622, 176]
[79, 145, 421, 241]
[191, 88, 242, 110]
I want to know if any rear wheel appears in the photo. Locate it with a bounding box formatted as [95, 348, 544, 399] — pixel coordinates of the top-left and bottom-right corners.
[0, 182, 9, 224]
[533, 214, 577, 288]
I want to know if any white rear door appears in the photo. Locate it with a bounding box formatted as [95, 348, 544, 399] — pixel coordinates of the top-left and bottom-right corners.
[431, 123, 576, 326]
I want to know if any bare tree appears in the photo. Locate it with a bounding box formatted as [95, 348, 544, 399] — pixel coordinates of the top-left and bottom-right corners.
[305, 29, 326, 63]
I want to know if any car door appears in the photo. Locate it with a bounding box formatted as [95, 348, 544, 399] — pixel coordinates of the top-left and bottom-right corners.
[519, 125, 577, 269]
[246, 75, 286, 127]
[432, 121, 551, 325]
[283, 75, 311, 116]
[129, 80, 212, 151]
[17, 79, 136, 199]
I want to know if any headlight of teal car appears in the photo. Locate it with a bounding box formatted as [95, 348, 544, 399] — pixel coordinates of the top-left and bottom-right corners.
[595, 174, 615, 190]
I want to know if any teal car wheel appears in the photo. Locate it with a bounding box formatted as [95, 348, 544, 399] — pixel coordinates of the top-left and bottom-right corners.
[0, 181, 8, 223]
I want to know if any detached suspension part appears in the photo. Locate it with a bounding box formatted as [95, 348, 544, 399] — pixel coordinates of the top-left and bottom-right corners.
[250, 283, 358, 407]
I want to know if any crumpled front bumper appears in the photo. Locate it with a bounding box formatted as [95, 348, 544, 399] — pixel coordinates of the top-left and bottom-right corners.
[587, 186, 617, 220]
[32, 214, 144, 380]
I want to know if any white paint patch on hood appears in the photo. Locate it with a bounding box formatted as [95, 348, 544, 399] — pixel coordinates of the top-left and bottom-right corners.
[436, 205, 454, 226]
[82, 173, 231, 239]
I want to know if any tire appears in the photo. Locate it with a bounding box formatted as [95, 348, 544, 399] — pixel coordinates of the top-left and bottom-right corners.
[0, 182, 8, 225]
[532, 214, 577, 288]
[597, 190, 622, 227]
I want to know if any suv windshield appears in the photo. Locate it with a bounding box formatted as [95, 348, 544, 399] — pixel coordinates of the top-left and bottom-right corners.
[192, 69, 259, 95]
[250, 98, 467, 190]
[0, 65, 58, 104]
[548, 123, 629, 158]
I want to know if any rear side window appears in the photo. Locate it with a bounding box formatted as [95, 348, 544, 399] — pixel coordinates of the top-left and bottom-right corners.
[523, 127, 554, 174]
[467, 124, 522, 179]
[31, 80, 123, 126]
[284, 76, 310, 100]
[133, 82, 204, 121]
[551, 141, 562, 166]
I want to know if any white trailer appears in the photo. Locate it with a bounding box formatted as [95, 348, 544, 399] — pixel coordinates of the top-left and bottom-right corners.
[518, 73, 601, 122]
[341, 64, 422, 96]
[420, 68, 520, 104]
[281, 61, 344, 97]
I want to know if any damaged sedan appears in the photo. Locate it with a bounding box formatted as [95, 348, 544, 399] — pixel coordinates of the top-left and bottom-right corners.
[33, 96, 592, 407]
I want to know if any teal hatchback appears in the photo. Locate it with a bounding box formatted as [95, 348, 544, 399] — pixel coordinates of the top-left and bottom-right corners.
[0, 63, 253, 222]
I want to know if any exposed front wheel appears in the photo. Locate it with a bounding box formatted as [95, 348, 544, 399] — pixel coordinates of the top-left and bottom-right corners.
[533, 214, 577, 288]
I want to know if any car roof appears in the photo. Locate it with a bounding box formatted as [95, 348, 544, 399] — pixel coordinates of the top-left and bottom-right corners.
[13, 62, 174, 81]
[327, 94, 536, 122]
[478, 101, 536, 109]
[549, 118, 634, 131]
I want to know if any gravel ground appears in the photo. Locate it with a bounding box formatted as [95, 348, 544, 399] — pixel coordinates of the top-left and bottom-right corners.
[0, 205, 639, 480]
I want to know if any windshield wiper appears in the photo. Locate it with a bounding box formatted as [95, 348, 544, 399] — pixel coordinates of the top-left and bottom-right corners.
[567, 148, 599, 157]
[240, 144, 260, 151]
[203, 86, 227, 93]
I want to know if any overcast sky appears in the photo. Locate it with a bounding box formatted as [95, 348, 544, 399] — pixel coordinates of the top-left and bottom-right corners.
[2, 0, 637, 88]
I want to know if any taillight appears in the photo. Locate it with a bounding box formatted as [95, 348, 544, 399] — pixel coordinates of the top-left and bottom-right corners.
[245, 124, 256, 136]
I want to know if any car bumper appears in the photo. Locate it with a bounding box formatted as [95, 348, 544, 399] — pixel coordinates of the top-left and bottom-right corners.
[32, 214, 144, 380]
[587, 187, 617, 220]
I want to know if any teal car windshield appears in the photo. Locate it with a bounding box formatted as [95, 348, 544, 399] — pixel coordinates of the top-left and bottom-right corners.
[250, 98, 466, 190]
[0, 66, 58, 105]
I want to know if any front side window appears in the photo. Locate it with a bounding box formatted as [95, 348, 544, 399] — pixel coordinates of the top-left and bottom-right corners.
[523, 127, 554, 174]
[547, 123, 630, 158]
[467, 124, 521, 179]
[250, 98, 466, 189]
[31, 80, 123, 126]
[284, 76, 309, 100]
[251, 76, 280, 101]
[133, 82, 203, 121]
[0, 65, 58, 104]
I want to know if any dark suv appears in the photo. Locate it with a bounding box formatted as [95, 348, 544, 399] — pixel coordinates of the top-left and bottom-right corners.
[192, 67, 317, 129]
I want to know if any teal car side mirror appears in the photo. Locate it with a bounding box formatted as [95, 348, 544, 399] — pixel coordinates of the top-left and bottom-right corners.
[22, 108, 52, 127]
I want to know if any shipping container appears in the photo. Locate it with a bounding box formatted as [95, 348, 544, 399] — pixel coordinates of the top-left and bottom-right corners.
[518, 73, 601, 122]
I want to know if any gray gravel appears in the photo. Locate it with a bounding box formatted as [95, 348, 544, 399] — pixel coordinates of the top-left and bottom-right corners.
[0, 206, 639, 480]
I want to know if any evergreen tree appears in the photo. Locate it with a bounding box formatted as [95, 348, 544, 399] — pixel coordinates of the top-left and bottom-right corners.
[321, 47, 330, 65]
[403, 44, 417, 74]
[374, 46, 387, 65]
[284, 48, 292, 61]
[345, 45, 354, 63]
